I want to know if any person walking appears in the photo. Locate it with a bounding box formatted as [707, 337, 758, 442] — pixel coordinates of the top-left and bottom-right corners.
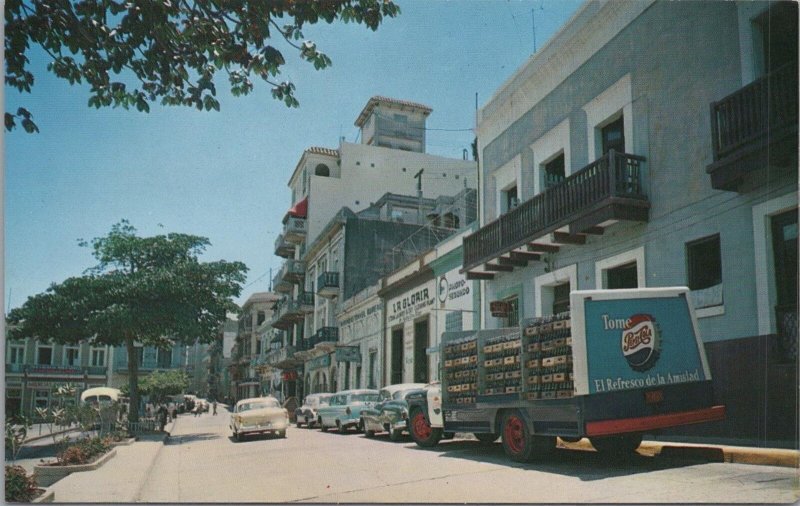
[157, 404, 168, 432]
[212, 400, 218, 415]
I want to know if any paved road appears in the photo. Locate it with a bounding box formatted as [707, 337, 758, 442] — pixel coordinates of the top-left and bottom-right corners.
[138, 408, 799, 503]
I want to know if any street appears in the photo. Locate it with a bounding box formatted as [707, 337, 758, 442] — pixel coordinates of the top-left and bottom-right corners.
[135, 407, 799, 503]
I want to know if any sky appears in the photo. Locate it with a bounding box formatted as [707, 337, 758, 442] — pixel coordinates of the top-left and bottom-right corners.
[4, 0, 583, 311]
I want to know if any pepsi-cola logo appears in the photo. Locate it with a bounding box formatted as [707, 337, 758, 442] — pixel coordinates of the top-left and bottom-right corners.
[620, 314, 661, 372]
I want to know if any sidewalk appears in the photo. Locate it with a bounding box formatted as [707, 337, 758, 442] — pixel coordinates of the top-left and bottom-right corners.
[45, 418, 177, 503]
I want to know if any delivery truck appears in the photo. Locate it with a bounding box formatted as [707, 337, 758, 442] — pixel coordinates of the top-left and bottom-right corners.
[405, 287, 725, 462]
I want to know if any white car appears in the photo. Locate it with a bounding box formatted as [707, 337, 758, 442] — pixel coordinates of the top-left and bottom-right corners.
[230, 397, 289, 441]
[294, 393, 333, 428]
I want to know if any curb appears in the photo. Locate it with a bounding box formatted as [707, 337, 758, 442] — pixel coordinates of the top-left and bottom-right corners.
[33, 448, 118, 487]
[558, 438, 799, 468]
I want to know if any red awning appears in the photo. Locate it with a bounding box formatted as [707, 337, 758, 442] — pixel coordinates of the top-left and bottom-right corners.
[286, 197, 308, 219]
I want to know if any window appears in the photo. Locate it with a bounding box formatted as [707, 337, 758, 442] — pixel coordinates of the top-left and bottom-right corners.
[64, 346, 80, 366]
[34, 390, 50, 410]
[157, 348, 172, 368]
[255, 339, 262, 356]
[445, 312, 464, 333]
[552, 282, 571, 315]
[753, 2, 798, 76]
[368, 350, 377, 389]
[390, 327, 404, 384]
[443, 212, 460, 229]
[314, 164, 330, 177]
[504, 296, 520, 328]
[355, 365, 362, 389]
[413, 318, 429, 383]
[601, 115, 625, 155]
[687, 235, 722, 291]
[36, 345, 53, 365]
[91, 348, 106, 367]
[8, 344, 24, 365]
[504, 186, 518, 213]
[543, 153, 566, 189]
[257, 311, 266, 326]
[606, 262, 638, 289]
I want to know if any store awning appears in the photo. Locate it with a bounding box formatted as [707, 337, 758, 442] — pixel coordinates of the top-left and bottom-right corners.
[286, 197, 308, 219]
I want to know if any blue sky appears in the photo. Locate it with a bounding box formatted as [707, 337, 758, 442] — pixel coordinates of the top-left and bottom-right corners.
[4, 0, 583, 310]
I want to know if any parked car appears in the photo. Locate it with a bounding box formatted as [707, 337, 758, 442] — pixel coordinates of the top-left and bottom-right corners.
[230, 396, 289, 441]
[361, 383, 426, 441]
[316, 389, 379, 433]
[295, 393, 333, 428]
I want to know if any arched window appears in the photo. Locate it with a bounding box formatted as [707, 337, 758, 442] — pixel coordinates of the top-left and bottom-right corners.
[315, 164, 330, 177]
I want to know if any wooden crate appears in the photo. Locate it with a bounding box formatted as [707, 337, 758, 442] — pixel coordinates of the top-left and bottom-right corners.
[553, 320, 566, 330]
[527, 343, 541, 353]
[444, 360, 453, 368]
[524, 326, 539, 337]
[503, 356, 515, 365]
[505, 370, 521, 379]
[525, 392, 540, 400]
[527, 359, 540, 368]
[556, 390, 573, 399]
[541, 374, 554, 383]
[527, 375, 540, 384]
[469, 355, 478, 364]
[552, 372, 567, 382]
[542, 357, 556, 368]
[483, 345, 493, 354]
[541, 391, 556, 400]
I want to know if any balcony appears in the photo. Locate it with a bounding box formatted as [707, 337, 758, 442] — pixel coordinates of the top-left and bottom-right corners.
[463, 150, 649, 276]
[274, 233, 295, 259]
[273, 260, 306, 294]
[707, 64, 798, 192]
[18, 364, 108, 376]
[271, 293, 314, 329]
[283, 216, 307, 245]
[268, 345, 302, 369]
[317, 271, 340, 299]
[308, 327, 339, 352]
[5, 363, 24, 373]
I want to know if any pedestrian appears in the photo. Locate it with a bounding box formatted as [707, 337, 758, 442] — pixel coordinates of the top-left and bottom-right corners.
[212, 400, 217, 415]
[157, 404, 168, 432]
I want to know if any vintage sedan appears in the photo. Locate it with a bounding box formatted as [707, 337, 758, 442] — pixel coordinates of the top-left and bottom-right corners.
[230, 397, 289, 441]
[316, 389, 379, 432]
[294, 393, 333, 428]
[361, 383, 426, 441]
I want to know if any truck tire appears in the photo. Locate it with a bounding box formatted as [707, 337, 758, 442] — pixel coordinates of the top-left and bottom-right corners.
[409, 408, 442, 448]
[589, 433, 642, 455]
[475, 433, 499, 444]
[501, 411, 555, 462]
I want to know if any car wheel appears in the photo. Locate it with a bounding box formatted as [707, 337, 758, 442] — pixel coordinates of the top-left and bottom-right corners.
[357, 419, 365, 433]
[408, 408, 442, 448]
[589, 433, 642, 455]
[365, 429, 375, 438]
[234, 431, 242, 442]
[389, 428, 404, 442]
[475, 432, 499, 444]
[335, 420, 343, 432]
[277, 430, 286, 439]
[501, 410, 555, 462]
[296, 422, 302, 428]
[319, 419, 328, 432]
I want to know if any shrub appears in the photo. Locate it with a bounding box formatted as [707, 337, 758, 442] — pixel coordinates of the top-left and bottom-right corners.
[55, 436, 111, 465]
[5, 465, 38, 502]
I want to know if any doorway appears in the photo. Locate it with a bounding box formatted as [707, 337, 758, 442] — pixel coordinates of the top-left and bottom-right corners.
[391, 328, 403, 384]
[414, 318, 429, 383]
[772, 209, 798, 361]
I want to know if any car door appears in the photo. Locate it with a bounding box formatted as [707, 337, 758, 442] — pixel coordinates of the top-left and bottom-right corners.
[321, 395, 342, 425]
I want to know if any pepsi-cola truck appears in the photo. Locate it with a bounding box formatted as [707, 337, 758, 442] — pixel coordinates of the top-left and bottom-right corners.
[406, 287, 725, 462]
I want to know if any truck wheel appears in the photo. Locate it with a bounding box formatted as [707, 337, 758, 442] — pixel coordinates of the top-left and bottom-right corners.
[277, 430, 286, 439]
[475, 433, 499, 444]
[365, 428, 375, 438]
[442, 432, 455, 440]
[501, 411, 555, 462]
[358, 419, 365, 433]
[589, 433, 642, 455]
[234, 431, 242, 442]
[409, 409, 442, 448]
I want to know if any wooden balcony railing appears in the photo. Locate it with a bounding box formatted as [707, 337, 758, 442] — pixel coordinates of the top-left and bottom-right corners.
[710, 63, 798, 162]
[463, 150, 647, 271]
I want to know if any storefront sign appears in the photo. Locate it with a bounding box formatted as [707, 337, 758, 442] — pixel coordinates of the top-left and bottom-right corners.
[437, 273, 470, 304]
[28, 365, 83, 376]
[281, 371, 299, 381]
[387, 280, 436, 325]
[335, 346, 362, 363]
[307, 354, 331, 371]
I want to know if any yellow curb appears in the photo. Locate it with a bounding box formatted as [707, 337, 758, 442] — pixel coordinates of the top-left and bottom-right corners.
[556, 438, 799, 468]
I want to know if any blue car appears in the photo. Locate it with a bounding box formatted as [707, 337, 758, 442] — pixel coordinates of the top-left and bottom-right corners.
[316, 389, 379, 432]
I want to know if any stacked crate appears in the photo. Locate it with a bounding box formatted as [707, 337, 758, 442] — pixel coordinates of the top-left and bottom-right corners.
[481, 331, 522, 396]
[443, 337, 478, 405]
[522, 312, 574, 400]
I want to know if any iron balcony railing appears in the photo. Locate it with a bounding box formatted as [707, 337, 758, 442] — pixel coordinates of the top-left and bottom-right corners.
[274, 233, 295, 258]
[283, 216, 307, 245]
[463, 150, 647, 271]
[775, 303, 798, 363]
[308, 327, 339, 348]
[317, 271, 340, 298]
[273, 259, 306, 293]
[710, 63, 798, 161]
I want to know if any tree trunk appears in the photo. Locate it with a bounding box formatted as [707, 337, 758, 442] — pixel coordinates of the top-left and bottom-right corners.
[126, 336, 140, 423]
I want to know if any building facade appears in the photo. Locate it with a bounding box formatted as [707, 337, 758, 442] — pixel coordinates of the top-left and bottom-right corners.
[5, 337, 111, 418]
[268, 96, 478, 396]
[464, 0, 797, 444]
[381, 228, 479, 386]
[229, 292, 279, 401]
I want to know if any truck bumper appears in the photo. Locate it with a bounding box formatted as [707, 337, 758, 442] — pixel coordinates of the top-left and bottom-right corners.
[586, 405, 726, 436]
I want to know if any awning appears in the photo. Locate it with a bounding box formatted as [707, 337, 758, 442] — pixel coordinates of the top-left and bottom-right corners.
[286, 197, 308, 219]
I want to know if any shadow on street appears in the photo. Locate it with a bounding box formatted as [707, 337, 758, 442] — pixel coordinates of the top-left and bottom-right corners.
[407, 440, 705, 481]
[166, 432, 221, 445]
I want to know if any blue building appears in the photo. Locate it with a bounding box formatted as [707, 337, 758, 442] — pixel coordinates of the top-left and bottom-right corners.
[466, 1, 797, 444]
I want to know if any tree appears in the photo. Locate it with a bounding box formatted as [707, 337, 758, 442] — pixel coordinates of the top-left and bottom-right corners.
[133, 369, 189, 404]
[5, 0, 400, 132]
[6, 221, 247, 422]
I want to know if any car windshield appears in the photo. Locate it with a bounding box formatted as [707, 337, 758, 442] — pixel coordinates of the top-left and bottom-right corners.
[351, 393, 379, 403]
[319, 397, 331, 406]
[238, 400, 278, 412]
[392, 389, 415, 400]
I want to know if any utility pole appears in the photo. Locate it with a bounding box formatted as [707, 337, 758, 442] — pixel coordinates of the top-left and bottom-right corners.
[414, 168, 424, 222]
